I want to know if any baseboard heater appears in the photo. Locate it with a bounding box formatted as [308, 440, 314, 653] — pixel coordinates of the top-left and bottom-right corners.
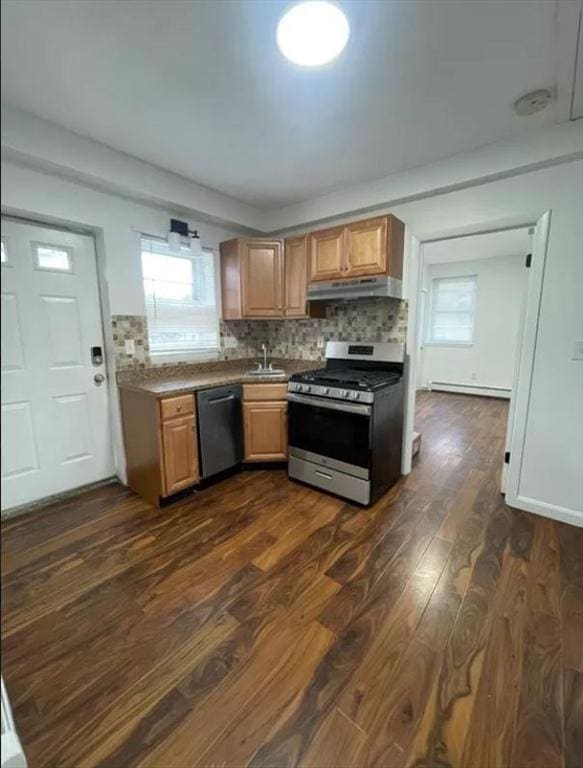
[427, 381, 511, 399]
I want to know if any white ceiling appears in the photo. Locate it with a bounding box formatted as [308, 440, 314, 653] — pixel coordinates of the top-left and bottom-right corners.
[424, 228, 532, 265]
[0, 0, 576, 208]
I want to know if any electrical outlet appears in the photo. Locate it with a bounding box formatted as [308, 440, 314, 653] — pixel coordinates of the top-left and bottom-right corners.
[223, 337, 238, 349]
[471, 372, 477, 381]
[573, 341, 583, 361]
[317, 336, 325, 349]
[125, 339, 135, 355]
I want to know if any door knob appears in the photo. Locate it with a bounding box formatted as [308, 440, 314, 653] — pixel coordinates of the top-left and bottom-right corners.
[94, 373, 106, 385]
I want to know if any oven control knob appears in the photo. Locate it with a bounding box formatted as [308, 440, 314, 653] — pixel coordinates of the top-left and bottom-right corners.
[322, 387, 330, 395]
[352, 392, 360, 400]
[304, 385, 311, 393]
[342, 390, 350, 399]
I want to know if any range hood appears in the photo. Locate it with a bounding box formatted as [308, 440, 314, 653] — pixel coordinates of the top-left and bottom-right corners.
[308, 275, 403, 302]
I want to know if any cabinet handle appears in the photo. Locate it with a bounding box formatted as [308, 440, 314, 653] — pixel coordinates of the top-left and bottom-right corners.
[176, 405, 183, 412]
[315, 470, 333, 480]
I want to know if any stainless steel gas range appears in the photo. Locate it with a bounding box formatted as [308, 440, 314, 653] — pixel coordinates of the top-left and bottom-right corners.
[287, 341, 405, 506]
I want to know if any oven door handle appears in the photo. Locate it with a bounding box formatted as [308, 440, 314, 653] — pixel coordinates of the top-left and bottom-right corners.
[287, 392, 372, 416]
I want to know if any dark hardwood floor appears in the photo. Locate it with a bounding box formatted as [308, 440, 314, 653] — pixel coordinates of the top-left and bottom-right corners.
[1, 391, 582, 768]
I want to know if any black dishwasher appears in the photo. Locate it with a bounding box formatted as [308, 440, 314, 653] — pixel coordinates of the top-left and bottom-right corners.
[196, 384, 243, 479]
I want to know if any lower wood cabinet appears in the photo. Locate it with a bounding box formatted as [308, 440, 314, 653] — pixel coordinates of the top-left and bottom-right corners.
[120, 382, 290, 505]
[162, 414, 198, 495]
[120, 389, 199, 506]
[242, 383, 288, 462]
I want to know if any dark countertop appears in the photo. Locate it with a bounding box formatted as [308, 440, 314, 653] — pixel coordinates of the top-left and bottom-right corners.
[118, 359, 321, 398]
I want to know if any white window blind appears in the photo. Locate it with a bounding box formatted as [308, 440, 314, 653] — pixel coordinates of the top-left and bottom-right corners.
[427, 275, 477, 344]
[141, 237, 219, 357]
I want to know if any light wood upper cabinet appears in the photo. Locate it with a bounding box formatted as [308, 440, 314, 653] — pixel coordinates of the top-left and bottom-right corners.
[241, 239, 284, 317]
[309, 226, 346, 282]
[344, 216, 388, 277]
[309, 214, 404, 283]
[220, 238, 284, 319]
[284, 235, 308, 317]
[162, 414, 198, 495]
[243, 401, 287, 461]
[220, 237, 313, 319]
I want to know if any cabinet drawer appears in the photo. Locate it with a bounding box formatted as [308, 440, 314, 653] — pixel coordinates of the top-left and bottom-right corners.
[243, 383, 288, 401]
[160, 394, 194, 421]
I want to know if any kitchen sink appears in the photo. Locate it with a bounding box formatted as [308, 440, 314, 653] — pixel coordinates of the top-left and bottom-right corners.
[245, 368, 285, 377]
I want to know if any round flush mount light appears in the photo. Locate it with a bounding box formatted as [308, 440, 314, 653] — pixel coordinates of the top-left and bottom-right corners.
[277, 1, 350, 67]
[513, 88, 554, 116]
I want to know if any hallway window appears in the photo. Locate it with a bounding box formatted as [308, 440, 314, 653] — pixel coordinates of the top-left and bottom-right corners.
[141, 237, 219, 359]
[427, 275, 477, 344]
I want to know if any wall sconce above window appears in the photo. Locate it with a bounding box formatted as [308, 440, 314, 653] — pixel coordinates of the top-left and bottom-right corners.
[168, 218, 202, 256]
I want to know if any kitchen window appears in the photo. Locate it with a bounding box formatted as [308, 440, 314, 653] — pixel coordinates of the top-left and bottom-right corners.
[141, 237, 219, 359]
[426, 275, 477, 345]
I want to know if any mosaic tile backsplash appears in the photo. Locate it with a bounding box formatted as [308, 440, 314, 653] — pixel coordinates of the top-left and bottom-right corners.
[112, 298, 407, 371]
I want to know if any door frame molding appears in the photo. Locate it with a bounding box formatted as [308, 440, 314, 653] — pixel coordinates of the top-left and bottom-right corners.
[0, 211, 117, 507]
[404, 212, 581, 526]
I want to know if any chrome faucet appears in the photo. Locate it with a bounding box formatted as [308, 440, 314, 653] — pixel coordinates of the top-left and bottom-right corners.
[248, 342, 283, 376]
[256, 343, 272, 372]
[262, 343, 268, 370]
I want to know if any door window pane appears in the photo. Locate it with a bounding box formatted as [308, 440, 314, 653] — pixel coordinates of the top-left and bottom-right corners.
[33, 243, 73, 273]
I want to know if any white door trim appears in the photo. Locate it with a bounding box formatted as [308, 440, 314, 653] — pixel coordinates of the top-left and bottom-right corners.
[504, 212, 582, 528]
[404, 213, 577, 526]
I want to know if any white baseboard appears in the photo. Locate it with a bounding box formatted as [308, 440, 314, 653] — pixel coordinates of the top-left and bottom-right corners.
[507, 494, 583, 528]
[426, 381, 511, 399]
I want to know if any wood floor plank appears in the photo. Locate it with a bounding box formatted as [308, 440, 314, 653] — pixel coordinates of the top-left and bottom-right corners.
[461, 542, 529, 768]
[512, 517, 564, 768]
[139, 621, 334, 768]
[557, 521, 583, 674]
[251, 494, 341, 571]
[298, 707, 367, 768]
[405, 505, 511, 768]
[336, 535, 451, 732]
[564, 668, 583, 768]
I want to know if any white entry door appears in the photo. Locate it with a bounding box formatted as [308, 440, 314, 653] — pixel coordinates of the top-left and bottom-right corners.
[1, 219, 113, 510]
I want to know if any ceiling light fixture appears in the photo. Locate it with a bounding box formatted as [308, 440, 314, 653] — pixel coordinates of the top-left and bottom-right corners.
[277, 1, 350, 67]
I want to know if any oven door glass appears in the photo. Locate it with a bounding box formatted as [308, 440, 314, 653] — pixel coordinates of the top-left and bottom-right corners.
[288, 400, 371, 469]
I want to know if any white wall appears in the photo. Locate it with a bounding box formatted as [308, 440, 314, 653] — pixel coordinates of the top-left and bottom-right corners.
[419, 254, 527, 393]
[2, 106, 263, 231]
[1, 159, 244, 483]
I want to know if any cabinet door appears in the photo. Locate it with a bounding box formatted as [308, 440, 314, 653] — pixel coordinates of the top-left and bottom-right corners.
[243, 401, 287, 461]
[284, 235, 308, 317]
[309, 226, 345, 282]
[344, 216, 388, 278]
[241, 240, 284, 317]
[161, 415, 198, 495]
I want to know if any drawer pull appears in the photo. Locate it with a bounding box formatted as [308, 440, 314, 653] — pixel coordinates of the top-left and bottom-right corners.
[315, 470, 333, 480]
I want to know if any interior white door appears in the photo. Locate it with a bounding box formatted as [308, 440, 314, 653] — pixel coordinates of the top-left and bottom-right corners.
[1, 219, 113, 510]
